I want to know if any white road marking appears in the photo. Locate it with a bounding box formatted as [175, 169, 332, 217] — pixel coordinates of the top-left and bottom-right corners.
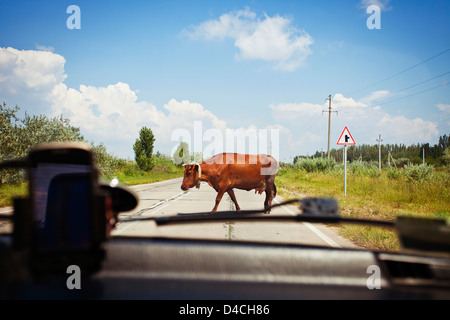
[128, 177, 182, 189]
[0, 207, 13, 214]
[274, 197, 341, 248]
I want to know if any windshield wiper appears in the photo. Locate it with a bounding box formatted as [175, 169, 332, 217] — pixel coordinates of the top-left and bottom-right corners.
[118, 198, 396, 229]
[154, 212, 395, 228]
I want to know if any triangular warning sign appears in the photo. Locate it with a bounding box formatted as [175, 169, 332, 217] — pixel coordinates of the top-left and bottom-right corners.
[337, 127, 356, 145]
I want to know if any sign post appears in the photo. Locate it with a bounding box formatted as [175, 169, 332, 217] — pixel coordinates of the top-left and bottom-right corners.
[344, 145, 347, 196]
[337, 127, 356, 196]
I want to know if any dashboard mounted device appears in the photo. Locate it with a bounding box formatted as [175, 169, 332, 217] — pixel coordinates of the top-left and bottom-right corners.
[0, 142, 138, 276]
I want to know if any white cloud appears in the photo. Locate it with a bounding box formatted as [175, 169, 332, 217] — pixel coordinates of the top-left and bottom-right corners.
[49, 82, 165, 142]
[270, 93, 367, 124]
[377, 115, 438, 143]
[260, 123, 321, 160]
[183, 8, 256, 41]
[35, 44, 55, 52]
[0, 46, 230, 157]
[269, 91, 440, 154]
[49, 83, 233, 157]
[332, 93, 367, 109]
[360, 0, 392, 11]
[163, 99, 227, 134]
[436, 103, 450, 113]
[270, 102, 323, 123]
[0, 46, 441, 160]
[0, 47, 66, 94]
[182, 8, 313, 71]
[358, 90, 390, 105]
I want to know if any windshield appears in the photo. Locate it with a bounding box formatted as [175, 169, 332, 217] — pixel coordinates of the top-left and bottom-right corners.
[112, 178, 362, 249]
[0, 1, 449, 254]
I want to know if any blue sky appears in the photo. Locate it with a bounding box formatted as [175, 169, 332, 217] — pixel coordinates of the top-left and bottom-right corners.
[1, 0, 449, 161]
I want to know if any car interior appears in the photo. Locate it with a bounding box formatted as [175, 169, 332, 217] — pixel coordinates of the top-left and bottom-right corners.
[0, 144, 449, 301]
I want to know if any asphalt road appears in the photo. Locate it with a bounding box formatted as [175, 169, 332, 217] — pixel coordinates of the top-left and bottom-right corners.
[112, 178, 358, 248]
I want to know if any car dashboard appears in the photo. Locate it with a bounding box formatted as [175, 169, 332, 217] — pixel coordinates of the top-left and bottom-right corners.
[4, 235, 450, 300]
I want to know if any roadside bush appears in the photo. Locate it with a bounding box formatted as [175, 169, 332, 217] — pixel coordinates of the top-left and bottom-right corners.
[384, 167, 402, 180]
[348, 161, 380, 177]
[403, 163, 434, 182]
[294, 158, 337, 173]
[0, 169, 25, 185]
[443, 148, 450, 165]
[91, 142, 123, 180]
[122, 162, 142, 177]
[390, 157, 410, 168]
[153, 153, 181, 173]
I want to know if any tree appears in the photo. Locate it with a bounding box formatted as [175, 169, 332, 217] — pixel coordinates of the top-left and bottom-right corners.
[0, 102, 20, 161]
[133, 126, 155, 171]
[443, 147, 450, 166]
[1, 102, 86, 184]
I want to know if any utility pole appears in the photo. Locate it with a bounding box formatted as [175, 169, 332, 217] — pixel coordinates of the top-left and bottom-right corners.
[423, 147, 425, 165]
[376, 134, 383, 171]
[323, 94, 337, 159]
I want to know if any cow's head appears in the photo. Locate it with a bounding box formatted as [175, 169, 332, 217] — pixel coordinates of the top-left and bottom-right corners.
[181, 164, 201, 191]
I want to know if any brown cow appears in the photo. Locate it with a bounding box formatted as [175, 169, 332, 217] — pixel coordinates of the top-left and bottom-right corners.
[180, 153, 277, 213]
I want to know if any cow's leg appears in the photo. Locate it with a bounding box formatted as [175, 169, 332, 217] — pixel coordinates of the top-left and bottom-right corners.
[227, 189, 241, 212]
[264, 186, 274, 214]
[264, 192, 270, 213]
[211, 189, 226, 213]
[263, 176, 276, 214]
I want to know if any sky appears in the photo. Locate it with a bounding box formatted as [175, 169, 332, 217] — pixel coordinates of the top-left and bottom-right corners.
[0, 0, 449, 162]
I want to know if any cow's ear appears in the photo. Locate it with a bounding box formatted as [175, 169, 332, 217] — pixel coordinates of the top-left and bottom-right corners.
[194, 164, 201, 188]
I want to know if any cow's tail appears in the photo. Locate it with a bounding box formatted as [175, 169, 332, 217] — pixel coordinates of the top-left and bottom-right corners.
[273, 182, 277, 198]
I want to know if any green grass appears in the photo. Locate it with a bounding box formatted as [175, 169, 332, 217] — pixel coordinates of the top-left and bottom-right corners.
[0, 182, 28, 207]
[113, 168, 183, 186]
[93, 152, 184, 186]
[111, 156, 184, 185]
[276, 164, 450, 252]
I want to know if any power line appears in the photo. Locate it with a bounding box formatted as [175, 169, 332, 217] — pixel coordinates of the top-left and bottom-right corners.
[297, 112, 323, 137]
[390, 71, 450, 95]
[369, 71, 450, 104]
[377, 81, 448, 106]
[347, 48, 450, 96]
